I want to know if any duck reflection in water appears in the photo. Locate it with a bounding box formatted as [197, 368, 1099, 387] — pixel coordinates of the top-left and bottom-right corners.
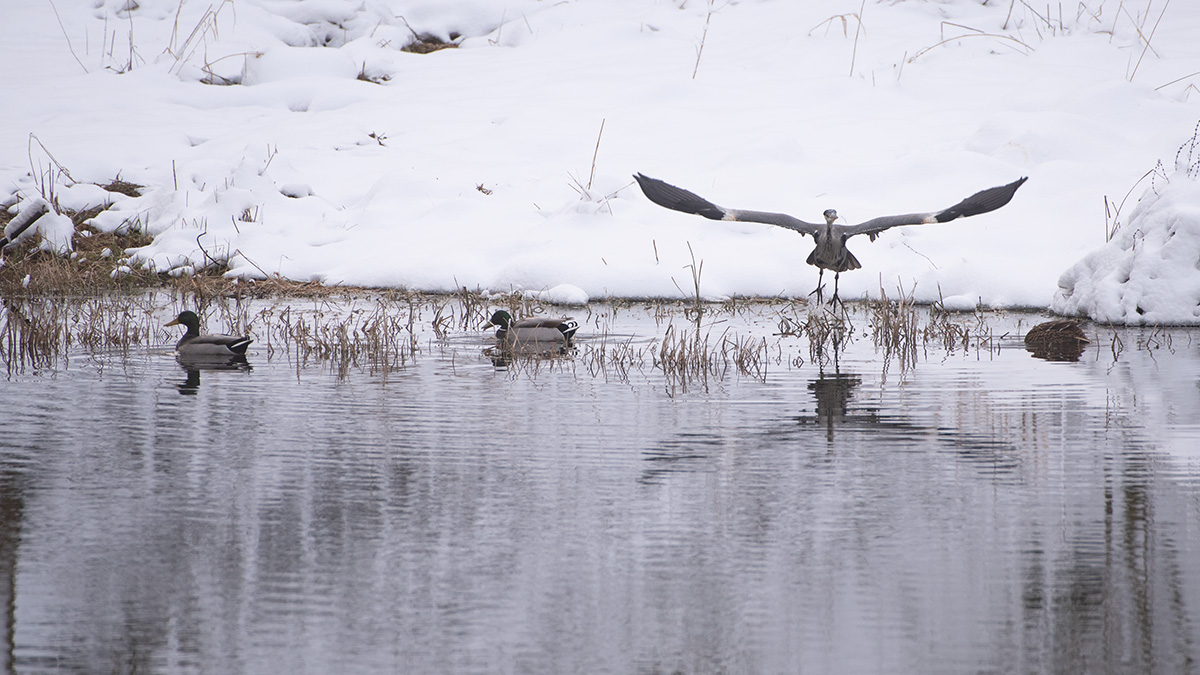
[485, 342, 576, 368]
[175, 353, 252, 395]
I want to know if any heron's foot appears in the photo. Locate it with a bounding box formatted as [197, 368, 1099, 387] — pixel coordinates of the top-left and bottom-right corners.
[808, 283, 826, 302]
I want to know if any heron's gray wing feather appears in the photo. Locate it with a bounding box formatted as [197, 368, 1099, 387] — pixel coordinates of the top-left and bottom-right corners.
[634, 173, 726, 220]
[635, 173, 819, 235]
[840, 177, 1028, 239]
[724, 209, 819, 235]
[839, 212, 936, 237]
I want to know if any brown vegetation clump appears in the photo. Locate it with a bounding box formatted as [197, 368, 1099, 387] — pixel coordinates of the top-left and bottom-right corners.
[401, 34, 458, 54]
[100, 178, 143, 198]
[0, 225, 156, 295]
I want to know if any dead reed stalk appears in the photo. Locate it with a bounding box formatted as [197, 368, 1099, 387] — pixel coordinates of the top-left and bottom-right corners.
[870, 283, 920, 372]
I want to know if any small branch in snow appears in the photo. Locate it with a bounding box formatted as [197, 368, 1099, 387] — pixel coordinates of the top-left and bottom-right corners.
[692, 2, 713, 79]
[1129, 0, 1170, 82]
[849, 0, 866, 76]
[48, 0, 88, 73]
[588, 119, 605, 191]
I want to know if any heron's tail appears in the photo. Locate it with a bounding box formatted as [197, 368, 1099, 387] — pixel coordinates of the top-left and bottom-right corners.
[806, 246, 861, 273]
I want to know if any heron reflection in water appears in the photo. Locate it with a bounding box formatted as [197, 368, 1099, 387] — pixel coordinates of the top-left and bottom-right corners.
[794, 368, 884, 443]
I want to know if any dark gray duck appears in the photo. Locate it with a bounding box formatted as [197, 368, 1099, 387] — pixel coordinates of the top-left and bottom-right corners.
[483, 310, 579, 345]
[165, 311, 253, 356]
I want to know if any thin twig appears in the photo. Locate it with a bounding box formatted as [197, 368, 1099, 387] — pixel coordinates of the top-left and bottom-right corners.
[1154, 70, 1200, 91]
[1116, 1, 1161, 59]
[849, 0, 866, 76]
[48, 0, 88, 73]
[908, 32, 1033, 62]
[587, 119, 605, 190]
[1129, 0, 1169, 82]
[28, 134, 77, 186]
[692, 0, 715, 80]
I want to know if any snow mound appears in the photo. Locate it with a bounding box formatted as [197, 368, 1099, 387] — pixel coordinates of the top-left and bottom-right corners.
[526, 283, 590, 306]
[1053, 171, 1200, 324]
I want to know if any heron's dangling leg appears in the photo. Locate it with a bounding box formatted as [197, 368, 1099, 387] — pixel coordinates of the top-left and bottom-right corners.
[809, 268, 826, 303]
[831, 272, 842, 305]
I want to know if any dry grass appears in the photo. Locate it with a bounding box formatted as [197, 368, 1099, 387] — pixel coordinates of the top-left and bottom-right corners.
[1, 294, 159, 375]
[0, 225, 157, 294]
[1, 172, 154, 294]
[870, 283, 920, 373]
[776, 303, 853, 369]
[401, 34, 458, 54]
[0, 279, 1123, 388]
[263, 303, 418, 380]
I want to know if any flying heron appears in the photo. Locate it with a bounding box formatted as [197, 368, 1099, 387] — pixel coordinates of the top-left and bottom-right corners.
[633, 173, 1028, 302]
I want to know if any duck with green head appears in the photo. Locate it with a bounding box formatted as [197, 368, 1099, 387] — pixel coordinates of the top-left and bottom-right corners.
[483, 310, 578, 345]
[165, 310, 253, 356]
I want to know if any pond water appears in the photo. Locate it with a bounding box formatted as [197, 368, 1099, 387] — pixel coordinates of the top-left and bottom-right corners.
[1, 298, 1199, 674]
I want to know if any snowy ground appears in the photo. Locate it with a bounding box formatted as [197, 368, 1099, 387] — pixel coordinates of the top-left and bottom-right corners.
[3, 0, 1199, 320]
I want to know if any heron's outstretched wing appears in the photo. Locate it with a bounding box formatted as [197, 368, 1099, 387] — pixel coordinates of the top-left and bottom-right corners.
[634, 173, 819, 236]
[839, 177, 1028, 240]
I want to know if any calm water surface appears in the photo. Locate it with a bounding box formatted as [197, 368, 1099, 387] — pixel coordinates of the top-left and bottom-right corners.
[1, 300, 1198, 674]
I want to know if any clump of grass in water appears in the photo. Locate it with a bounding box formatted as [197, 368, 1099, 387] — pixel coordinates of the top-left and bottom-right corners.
[1, 295, 158, 375]
[653, 320, 770, 394]
[582, 328, 646, 383]
[656, 323, 720, 394]
[1, 299, 63, 375]
[265, 302, 418, 380]
[776, 303, 854, 369]
[870, 282, 920, 373]
[924, 291, 972, 352]
[724, 331, 770, 382]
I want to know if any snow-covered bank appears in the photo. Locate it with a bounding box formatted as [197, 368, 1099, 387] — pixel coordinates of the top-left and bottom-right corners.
[1054, 135, 1200, 324]
[3, 0, 1199, 318]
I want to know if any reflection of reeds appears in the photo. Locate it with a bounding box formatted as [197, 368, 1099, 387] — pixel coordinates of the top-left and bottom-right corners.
[654, 322, 770, 394]
[1, 295, 158, 375]
[1, 292, 1141, 386]
[656, 323, 718, 393]
[266, 303, 417, 380]
[776, 304, 853, 369]
[581, 324, 643, 382]
[925, 296, 971, 352]
[870, 284, 920, 373]
[1, 299, 60, 374]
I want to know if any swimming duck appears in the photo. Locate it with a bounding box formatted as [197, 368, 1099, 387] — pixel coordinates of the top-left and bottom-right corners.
[1024, 319, 1089, 362]
[483, 310, 579, 345]
[165, 311, 253, 356]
